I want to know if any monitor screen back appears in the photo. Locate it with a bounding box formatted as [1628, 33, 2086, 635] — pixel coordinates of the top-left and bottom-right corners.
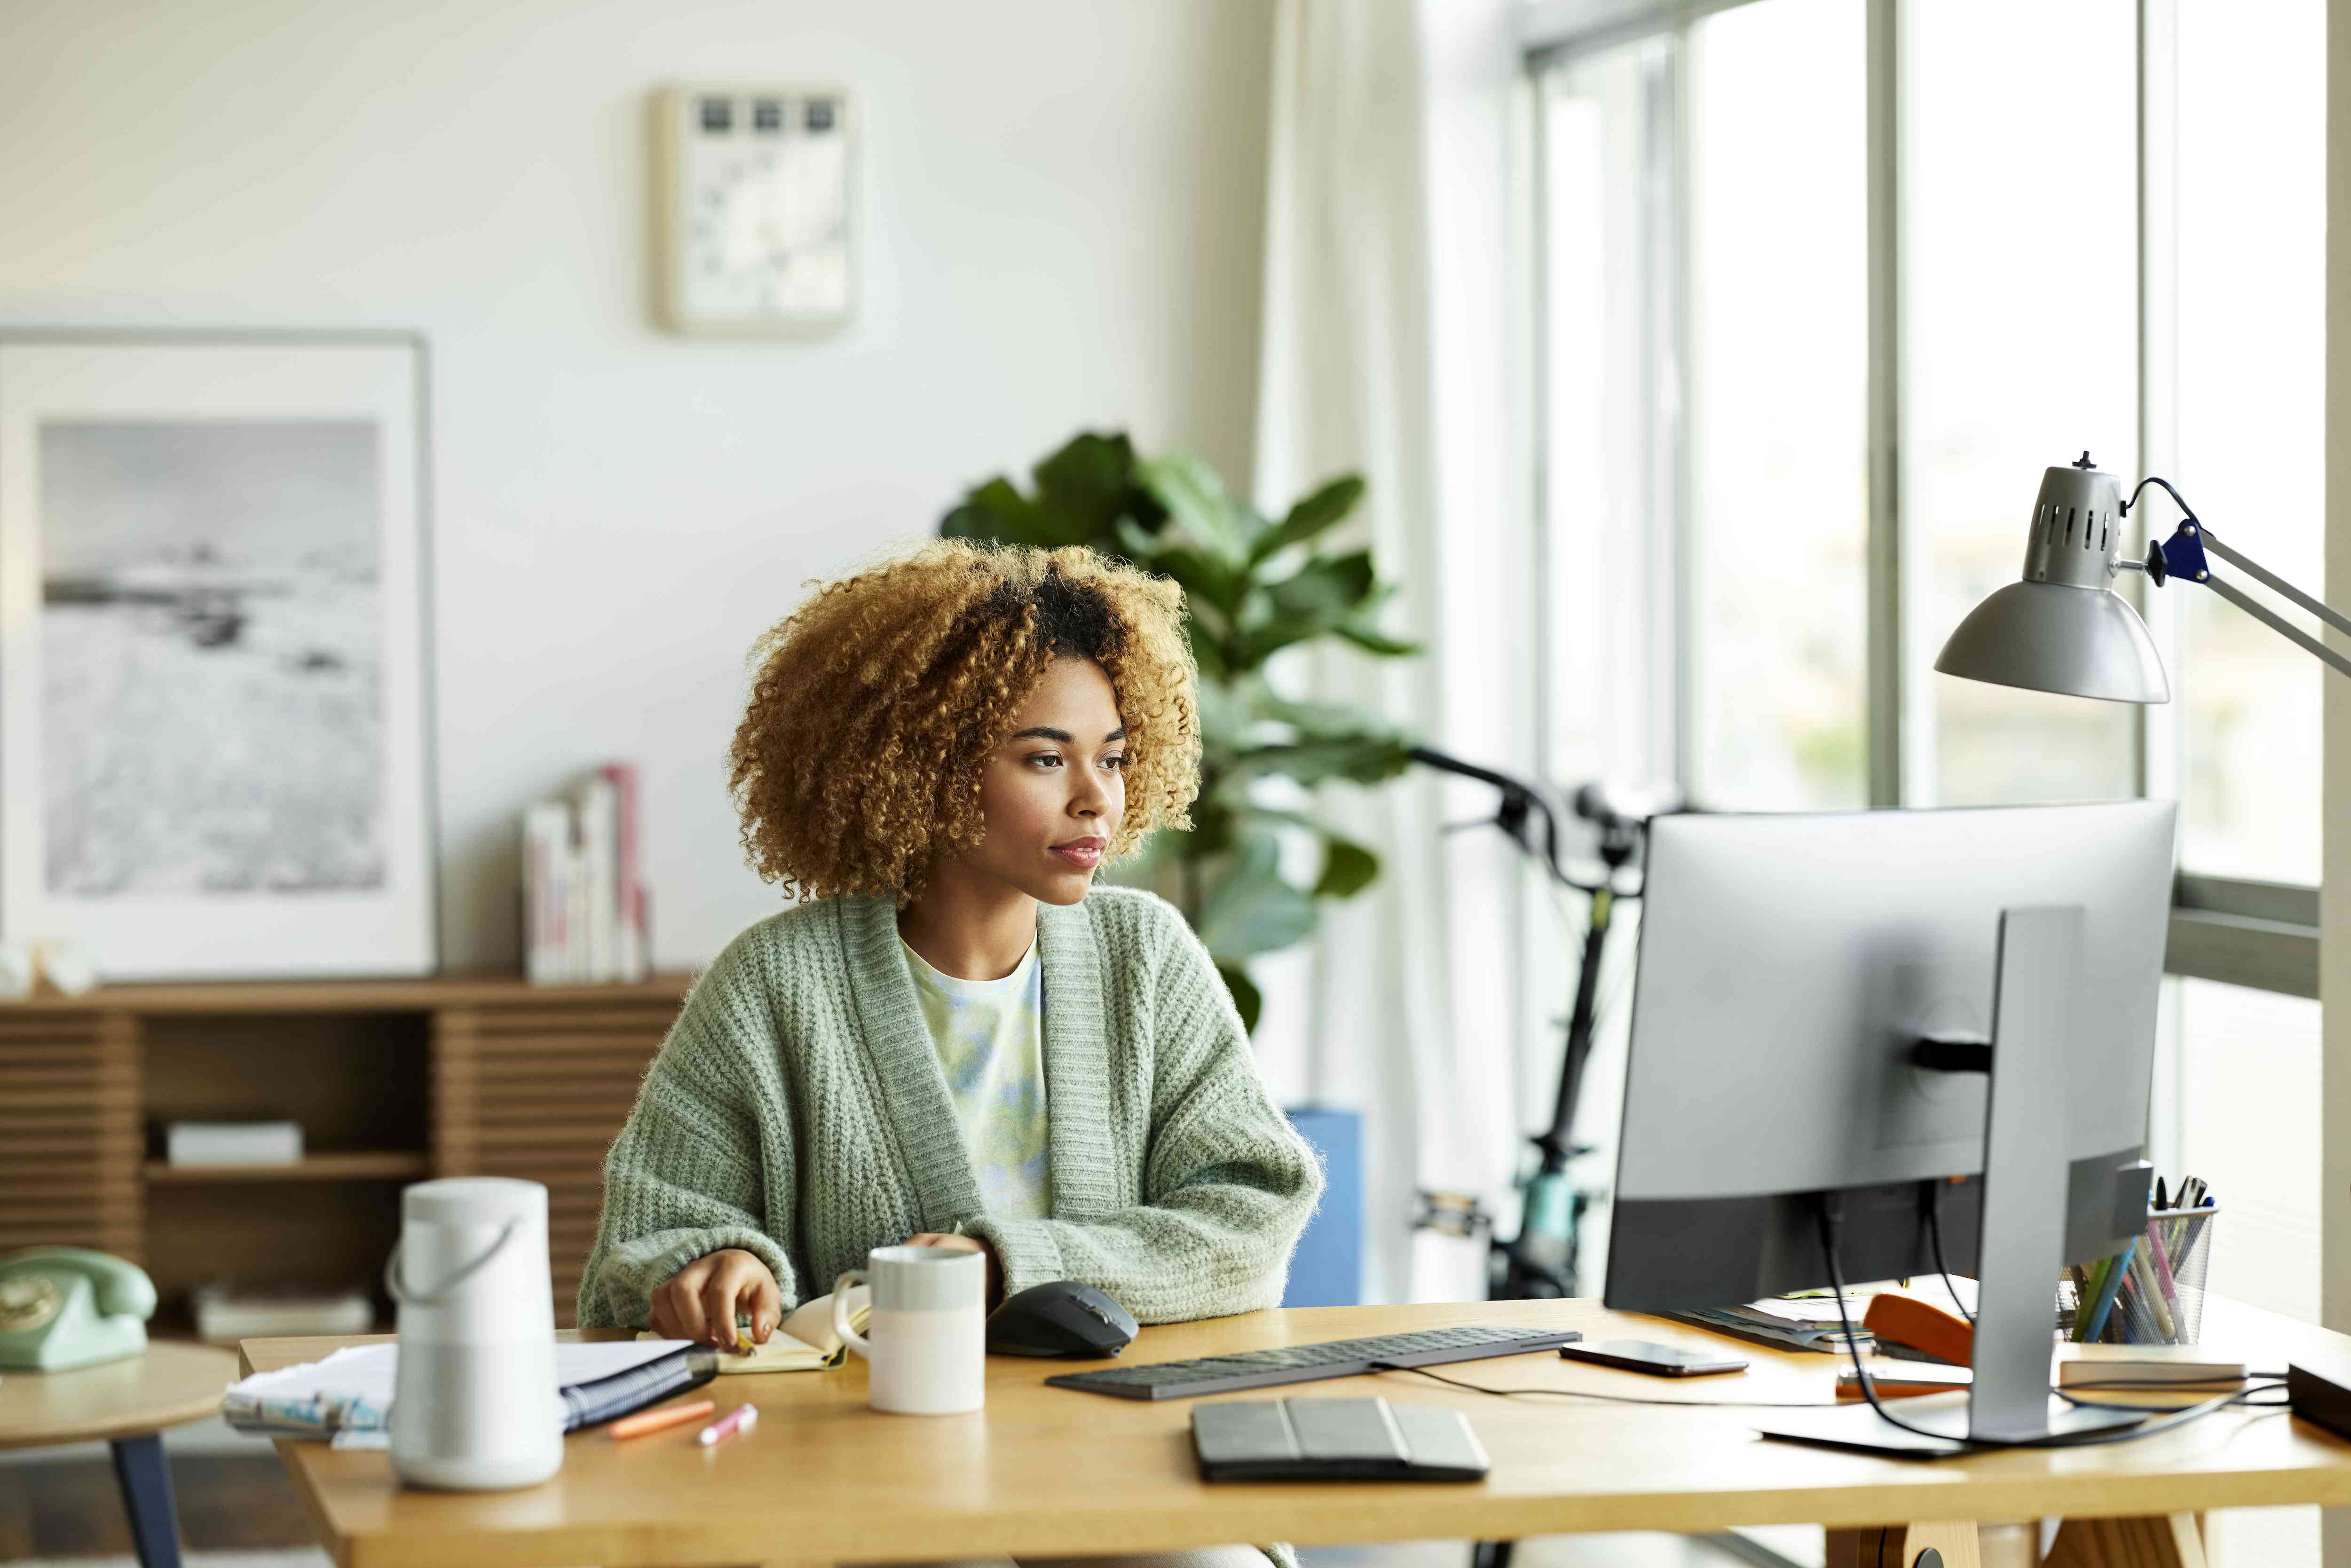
[1602, 801, 2173, 1310]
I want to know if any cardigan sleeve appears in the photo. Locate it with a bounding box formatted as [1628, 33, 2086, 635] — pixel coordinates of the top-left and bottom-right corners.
[576, 947, 802, 1328]
[964, 904, 1324, 1324]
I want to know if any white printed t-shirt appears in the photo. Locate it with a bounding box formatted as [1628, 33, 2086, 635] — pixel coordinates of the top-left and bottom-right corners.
[900, 937, 1054, 1221]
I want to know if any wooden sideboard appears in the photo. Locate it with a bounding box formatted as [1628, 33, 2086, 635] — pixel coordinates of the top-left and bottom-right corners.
[0, 974, 693, 1333]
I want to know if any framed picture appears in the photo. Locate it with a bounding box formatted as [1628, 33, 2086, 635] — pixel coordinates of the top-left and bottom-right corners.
[0, 332, 437, 979]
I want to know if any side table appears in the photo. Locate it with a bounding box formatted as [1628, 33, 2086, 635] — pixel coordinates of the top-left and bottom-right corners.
[0, 1342, 237, 1568]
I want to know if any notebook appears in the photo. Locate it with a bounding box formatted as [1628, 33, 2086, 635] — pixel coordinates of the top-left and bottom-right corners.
[1191, 1397, 1490, 1482]
[637, 1285, 871, 1373]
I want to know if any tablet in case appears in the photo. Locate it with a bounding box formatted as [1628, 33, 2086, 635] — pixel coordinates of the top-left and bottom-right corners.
[1191, 1397, 1490, 1481]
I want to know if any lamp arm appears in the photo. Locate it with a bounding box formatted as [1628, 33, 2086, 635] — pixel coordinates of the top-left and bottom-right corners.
[2120, 474, 2351, 681]
[2199, 528, 2351, 641]
[2201, 572, 2351, 681]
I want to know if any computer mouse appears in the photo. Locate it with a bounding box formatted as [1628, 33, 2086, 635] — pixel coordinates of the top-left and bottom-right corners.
[985, 1280, 1137, 1358]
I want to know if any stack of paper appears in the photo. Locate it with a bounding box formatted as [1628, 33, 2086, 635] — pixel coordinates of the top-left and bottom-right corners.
[223, 1339, 695, 1448]
[1668, 1294, 1877, 1355]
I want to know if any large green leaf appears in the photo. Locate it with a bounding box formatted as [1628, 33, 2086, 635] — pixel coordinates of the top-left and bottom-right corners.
[1233, 617, 1324, 671]
[1240, 806, 1383, 901]
[1138, 453, 1262, 564]
[1334, 621, 1423, 658]
[1235, 735, 1419, 788]
[1250, 474, 1365, 564]
[1314, 838, 1381, 899]
[1030, 431, 1144, 547]
[1195, 835, 1320, 961]
[1120, 521, 1245, 621]
[941, 477, 1057, 547]
[1263, 550, 1377, 623]
[1215, 962, 1265, 1034]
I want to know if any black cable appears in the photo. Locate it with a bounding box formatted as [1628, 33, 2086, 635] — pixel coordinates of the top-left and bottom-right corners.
[2040, 1385, 2291, 1446]
[1369, 1361, 1839, 1410]
[1823, 1194, 2285, 1451]
[2123, 474, 2201, 524]
[1815, 1196, 1979, 1446]
[1374, 1361, 2298, 1423]
[1922, 1181, 1975, 1327]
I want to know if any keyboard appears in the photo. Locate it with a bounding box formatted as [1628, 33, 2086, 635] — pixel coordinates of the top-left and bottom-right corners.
[1045, 1324, 1583, 1401]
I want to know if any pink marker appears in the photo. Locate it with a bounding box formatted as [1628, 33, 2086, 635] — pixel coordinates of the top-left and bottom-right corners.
[697, 1403, 758, 1447]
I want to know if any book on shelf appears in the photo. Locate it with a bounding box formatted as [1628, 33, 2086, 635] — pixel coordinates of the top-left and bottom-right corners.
[192, 1281, 375, 1342]
[165, 1120, 303, 1167]
[521, 762, 650, 986]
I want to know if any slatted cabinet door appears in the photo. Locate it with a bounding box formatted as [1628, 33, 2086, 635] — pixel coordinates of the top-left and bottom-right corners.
[434, 1001, 678, 1326]
[0, 1012, 141, 1261]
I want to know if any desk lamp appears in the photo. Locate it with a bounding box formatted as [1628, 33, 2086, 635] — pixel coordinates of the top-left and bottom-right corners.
[1934, 452, 2351, 696]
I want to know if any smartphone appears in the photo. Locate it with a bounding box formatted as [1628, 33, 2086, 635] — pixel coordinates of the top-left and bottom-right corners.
[1559, 1339, 1748, 1377]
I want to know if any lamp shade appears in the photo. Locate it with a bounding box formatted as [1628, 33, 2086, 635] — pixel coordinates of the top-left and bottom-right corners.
[1931, 458, 2171, 704]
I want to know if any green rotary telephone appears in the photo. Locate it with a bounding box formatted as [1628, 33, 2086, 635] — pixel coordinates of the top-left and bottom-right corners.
[0, 1247, 157, 1370]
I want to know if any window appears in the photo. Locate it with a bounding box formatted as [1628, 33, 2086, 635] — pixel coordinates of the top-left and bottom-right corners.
[2173, 0, 2326, 885]
[1538, 38, 1678, 791]
[1524, 7, 2329, 1491]
[1903, 0, 2139, 808]
[1688, 0, 1868, 810]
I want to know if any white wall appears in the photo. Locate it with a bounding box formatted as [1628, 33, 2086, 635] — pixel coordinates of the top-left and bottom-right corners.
[0, 0, 1275, 970]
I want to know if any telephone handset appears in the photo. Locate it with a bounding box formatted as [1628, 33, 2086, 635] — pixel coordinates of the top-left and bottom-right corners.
[0, 1246, 157, 1371]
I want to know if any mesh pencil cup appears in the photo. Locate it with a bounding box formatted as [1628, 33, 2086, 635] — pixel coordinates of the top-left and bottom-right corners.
[2054, 1204, 2217, 1346]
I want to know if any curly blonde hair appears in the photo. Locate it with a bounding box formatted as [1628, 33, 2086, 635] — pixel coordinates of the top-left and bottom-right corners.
[729, 540, 1201, 905]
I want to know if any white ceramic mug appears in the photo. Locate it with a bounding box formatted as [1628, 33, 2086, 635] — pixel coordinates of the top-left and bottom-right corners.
[832, 1244, 986, 1414]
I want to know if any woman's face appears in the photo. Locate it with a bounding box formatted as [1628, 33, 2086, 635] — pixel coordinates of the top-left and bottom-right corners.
[963, 656, 1127, 906]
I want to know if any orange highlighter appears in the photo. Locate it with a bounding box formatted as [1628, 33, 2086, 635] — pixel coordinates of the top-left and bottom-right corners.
[608, 1398, 716, 1441]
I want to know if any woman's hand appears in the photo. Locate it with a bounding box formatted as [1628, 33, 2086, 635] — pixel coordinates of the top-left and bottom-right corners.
[648, 1247, 782, 1348]
[906, 1231, 1002, 1307]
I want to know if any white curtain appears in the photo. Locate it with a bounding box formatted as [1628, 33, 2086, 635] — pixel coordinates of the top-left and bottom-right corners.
[1251, 0, 1527, 1303]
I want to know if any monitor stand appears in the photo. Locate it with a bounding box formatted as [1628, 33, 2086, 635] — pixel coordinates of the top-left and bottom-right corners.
[1754, 905, 2148, 1458]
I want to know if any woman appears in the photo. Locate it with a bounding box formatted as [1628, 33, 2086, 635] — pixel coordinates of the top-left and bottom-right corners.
[579, 542, 1319, 1567]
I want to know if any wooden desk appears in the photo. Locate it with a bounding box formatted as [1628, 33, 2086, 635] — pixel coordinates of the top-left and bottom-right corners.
[0, 1339, 238, 1568]
[243, 1298, 2351, 1568]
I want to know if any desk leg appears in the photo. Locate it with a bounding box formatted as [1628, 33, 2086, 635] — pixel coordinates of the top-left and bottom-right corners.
[2043, 1514, 2208, 1568]
[108, 1434, 185, 1568]
[1825, 1521, 1982, 1568]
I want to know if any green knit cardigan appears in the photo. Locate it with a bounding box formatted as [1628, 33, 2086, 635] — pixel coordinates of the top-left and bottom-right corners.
[578, 885, 1325, 1333]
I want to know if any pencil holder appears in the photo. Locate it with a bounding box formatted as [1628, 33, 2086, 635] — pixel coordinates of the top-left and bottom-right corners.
[2053, 1204, 2217, 1346]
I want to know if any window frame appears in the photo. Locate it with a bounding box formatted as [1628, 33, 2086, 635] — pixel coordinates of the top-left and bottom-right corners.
[1519, 0, 2319, 1000]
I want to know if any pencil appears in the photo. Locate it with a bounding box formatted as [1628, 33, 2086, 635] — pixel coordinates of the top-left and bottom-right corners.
[2085, 1241, 2136, 1342]
[609, 1398, 717, 1441]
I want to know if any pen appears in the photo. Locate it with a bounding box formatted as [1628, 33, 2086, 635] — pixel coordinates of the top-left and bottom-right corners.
[609, 1398, 717, 1441]
[2144, 1221, 2182, 1337]
[698, 1403, 758, 1446]
[2129, 1245, 2172, 1340]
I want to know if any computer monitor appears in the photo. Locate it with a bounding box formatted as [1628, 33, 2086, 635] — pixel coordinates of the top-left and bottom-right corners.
[1603, 800, 2176, 1452]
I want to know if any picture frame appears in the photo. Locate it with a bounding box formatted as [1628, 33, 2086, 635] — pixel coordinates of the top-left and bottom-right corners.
[0, 331, 438, 979]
